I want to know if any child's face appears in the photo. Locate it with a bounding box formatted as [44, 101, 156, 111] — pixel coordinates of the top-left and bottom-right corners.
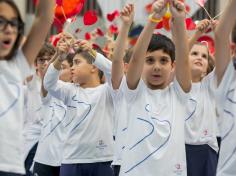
[0, 2, 18, 59]
[71, 54, 94, 84]
[59, 60, 72, 82]
[142, 50, 174, 89]
[35, 55, 51, 74]
[189, 44, 209, 78]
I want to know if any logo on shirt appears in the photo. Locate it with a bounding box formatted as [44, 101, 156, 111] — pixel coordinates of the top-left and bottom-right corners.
[173, 163, 184, 175]
[96, 140, 107, 150]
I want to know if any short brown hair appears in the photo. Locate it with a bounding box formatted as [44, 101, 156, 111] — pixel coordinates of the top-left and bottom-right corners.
[35, 43, 55, 63]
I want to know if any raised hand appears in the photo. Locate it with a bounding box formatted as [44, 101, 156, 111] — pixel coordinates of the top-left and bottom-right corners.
[196, 19, 211, 33]
[152, 0, 168, 19]
[120, 3, 134, 26]
[169, 0, 186, 20]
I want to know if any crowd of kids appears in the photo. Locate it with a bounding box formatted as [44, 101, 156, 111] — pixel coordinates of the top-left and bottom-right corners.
[1, 0, 236, 176]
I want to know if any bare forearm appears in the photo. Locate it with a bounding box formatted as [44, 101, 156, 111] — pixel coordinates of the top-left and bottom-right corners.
[127, 21, 157, 89]
[172, 18, 191, 92]
[112, 23, 130, 89]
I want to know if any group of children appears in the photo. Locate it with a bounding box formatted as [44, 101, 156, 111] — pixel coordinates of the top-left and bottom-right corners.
[0, 0, 236, 176]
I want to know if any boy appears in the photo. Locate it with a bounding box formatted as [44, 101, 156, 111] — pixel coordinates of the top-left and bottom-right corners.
[214, 0, 236, 175]
[113, 0, 191, 175]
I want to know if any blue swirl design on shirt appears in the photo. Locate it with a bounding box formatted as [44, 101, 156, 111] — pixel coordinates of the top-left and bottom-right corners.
[41, 102, 67, 141]
[125, 104, 172, 173]
[219, 89, 236, 168]
[221, 109, 235, 141]
[69, 94, 92, 133]
[185, 98, 197, 121]
[0, 82, 20, 118]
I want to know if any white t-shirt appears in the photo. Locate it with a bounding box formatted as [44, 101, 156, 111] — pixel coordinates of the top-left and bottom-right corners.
[215, 61, 236, 176]
[23, 74, 43, 160]
[34, 91, 69, 166]
[43, 54, 114, 164]
[0, 50, 32, 174]
[112, 76, 129, 166]
[185, 71, 219, 152]
[119, 78, 188, 176]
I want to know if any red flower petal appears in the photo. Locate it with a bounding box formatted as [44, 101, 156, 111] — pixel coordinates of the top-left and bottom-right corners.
[186, 18, 196, 30]
[96, 28, 104, 36]
[83, 10, 98, 26]
[163, 17, 170, 31]
[56, 0, 63, 6]
[55, 0, 85, 19]
[109, 24, 118, 34]
[197, 35, 215, 54]
[85, 32, 91, 40]
[155, 21, 163, 29]
[145, 3, 153, 14]
[107, 10, 119, 22]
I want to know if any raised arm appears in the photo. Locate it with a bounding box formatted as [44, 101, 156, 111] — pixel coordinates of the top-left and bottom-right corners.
[170, 0, 191, 92]
[126, 0, 167, 89]
[188, 19, 211, 50]
[111, 4, 134, 89]
[215, 0, 236, 85]
[22, 0, 55, 66]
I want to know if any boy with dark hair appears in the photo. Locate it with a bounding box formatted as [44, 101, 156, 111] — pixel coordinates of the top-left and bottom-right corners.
[112, 0, 191, 175]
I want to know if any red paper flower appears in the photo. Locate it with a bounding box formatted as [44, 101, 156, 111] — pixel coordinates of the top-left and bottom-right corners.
[186, 18, 196, 30]
[56, 0, 63, 6]
[197, 35, 215, 54]
[109, 24, 118, 34]
[107, 10, 120, 22]
[85, 32, 91, 40]
[96, 28, 104, 36]
[83, 10, 98, 26]
[55, 0, 85, 19]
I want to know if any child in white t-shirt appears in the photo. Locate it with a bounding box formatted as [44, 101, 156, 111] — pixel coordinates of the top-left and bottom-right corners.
[0, 0, 54, 175]
[183, 19, 220, 176]
[23, 43, 56, 176]
[43, 35, 114, 176]
[114, 1, 191, 175]
[213, 1, 236, 175]
[33, 49, 74, 176]
[109, 4, 134, 176]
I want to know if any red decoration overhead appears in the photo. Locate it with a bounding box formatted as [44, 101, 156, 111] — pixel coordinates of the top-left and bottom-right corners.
[56, 0, 63, 6]
[83, 10, 98, 25]
[186, 18, 196, 30]
[85, 32, 91, 40]
[197, 35, 215, 54]
[107, 10, 120, 22]
[96, 28, 104, 36]
[55, 0, 85, 19]
[109, 24, 118, 34]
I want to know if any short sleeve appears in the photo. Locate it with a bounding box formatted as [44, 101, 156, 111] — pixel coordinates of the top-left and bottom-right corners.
[121, 78, 145, 104]
[215, 61, 236, 102]
[173, 77, 190, 103]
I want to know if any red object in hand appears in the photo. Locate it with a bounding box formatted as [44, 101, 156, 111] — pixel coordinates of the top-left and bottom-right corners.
[83, 10, 98, 25]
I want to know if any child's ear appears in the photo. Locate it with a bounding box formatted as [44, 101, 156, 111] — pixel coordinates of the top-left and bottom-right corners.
[91, 65, 98, 73]
[171, 60, 176, 70]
